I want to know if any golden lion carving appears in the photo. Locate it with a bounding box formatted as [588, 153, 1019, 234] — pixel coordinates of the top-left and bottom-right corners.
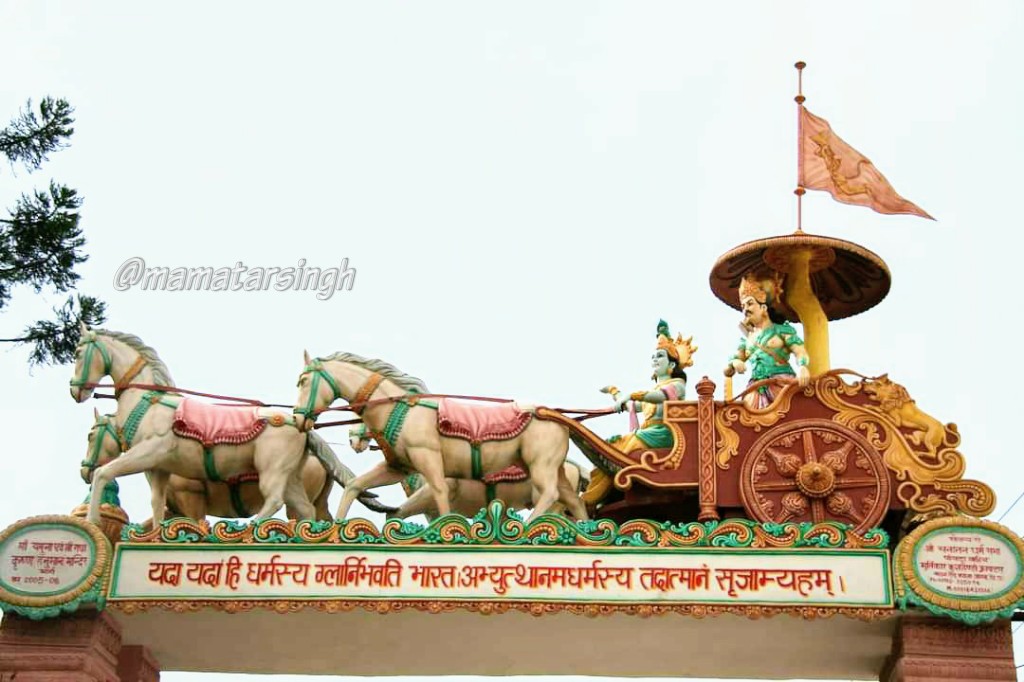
[863, 375, 953, 458]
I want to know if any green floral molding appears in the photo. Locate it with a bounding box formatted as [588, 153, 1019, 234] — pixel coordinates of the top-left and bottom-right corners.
[894, 586, 1018, 626]
[0, 583, 105, 621]
[122, 500, 889, 549]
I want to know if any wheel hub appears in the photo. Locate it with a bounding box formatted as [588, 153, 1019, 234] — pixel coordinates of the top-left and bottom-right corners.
[796, 462, 835, 498]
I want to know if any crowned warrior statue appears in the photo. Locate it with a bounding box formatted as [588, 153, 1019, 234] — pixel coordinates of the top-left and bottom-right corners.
[723, 272, 810, 408]
[582, 320, 695, 507]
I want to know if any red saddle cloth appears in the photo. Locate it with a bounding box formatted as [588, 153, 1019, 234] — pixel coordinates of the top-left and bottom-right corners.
[172, 399, 267, 447]
[481, 464, 529, 485]
[437, 399, 532, 442]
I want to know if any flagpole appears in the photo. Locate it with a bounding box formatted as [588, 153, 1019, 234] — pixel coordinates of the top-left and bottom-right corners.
[794, 60, 806, 233]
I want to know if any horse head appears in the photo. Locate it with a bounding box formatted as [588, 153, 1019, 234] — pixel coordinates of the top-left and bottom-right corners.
[82, 407, 123, 484]
[70, 323, 111, 402]
[293, 350, 344, 432]
[69, 323, 174, 402]
[349, 423, 371, 453]
[293, 350, 430, 433]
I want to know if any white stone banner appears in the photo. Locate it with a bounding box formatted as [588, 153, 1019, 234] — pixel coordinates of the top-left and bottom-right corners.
[109, 545, 892, 607]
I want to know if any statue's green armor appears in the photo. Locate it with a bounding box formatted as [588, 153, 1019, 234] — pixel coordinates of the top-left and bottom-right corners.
[738, 323, 804, 381]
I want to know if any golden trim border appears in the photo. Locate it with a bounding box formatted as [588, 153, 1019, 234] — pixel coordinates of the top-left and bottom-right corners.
[0, 514, 110, 609]
[895, 516, 1024, 612]
[109, 598, 895, 621]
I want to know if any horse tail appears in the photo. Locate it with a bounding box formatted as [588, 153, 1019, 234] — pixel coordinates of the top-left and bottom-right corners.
[304, 431, 399, 515]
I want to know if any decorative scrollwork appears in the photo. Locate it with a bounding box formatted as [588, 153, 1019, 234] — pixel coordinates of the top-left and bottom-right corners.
[715, 383, 799, 469]
[815, 372, 995, 518]
[119, 500, 886, 549]
[613, 423, 688, 487]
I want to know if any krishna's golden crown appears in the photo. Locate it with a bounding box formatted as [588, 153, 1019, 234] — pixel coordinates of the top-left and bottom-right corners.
[655, 320, 697, 369]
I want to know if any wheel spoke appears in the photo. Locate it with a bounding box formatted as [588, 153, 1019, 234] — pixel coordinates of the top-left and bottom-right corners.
[811, 499, 825, 524]
[752, 481, 801, 492]
[802, 430, 818, 464]
[834, 476, 879, 489]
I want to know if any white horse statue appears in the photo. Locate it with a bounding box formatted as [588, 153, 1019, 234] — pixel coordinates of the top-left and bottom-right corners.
[82, 409, 391, 524]
[293, 351, 589, 523]
[348, 424, 589, 521]
[69, 324, 379, 526]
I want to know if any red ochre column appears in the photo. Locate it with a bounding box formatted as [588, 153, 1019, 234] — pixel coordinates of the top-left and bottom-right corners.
[117, 645, 160, 682]
[0, 609, 159, 681]
[880, 615, 1017, 681]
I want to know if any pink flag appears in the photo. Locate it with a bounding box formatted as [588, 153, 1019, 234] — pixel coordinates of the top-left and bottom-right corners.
[799, 107, 934, 220]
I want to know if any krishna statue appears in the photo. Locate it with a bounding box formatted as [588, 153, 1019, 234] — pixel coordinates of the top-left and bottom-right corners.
[581, 320, 695, 508]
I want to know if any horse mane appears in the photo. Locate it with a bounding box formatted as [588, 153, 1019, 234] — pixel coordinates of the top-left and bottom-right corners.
[94, 328, 175, 386]
[318, 351, 430, 394]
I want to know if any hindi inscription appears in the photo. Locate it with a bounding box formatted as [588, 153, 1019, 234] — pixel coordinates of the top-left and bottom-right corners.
[913, 528, 1021, 599]
[110, 545, 892, 607]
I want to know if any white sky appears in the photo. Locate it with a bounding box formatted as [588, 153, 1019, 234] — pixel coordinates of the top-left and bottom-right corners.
[1, 1, 1023, 680]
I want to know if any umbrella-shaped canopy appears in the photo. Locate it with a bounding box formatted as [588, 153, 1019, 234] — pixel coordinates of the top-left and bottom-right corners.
[709, 232, 891, 322]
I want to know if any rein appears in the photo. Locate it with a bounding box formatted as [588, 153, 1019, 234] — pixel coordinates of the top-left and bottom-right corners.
[84, 382, 274, 406]
[88, 382, 610, 425]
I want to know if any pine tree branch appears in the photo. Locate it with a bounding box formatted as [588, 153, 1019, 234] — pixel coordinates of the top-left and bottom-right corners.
[0, 253, 61, 276]
[0, 98, 75, 171]
[2, 294, 107, 365]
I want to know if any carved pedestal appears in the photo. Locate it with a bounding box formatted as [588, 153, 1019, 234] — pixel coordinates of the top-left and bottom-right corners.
[0, 610, 159, 681]
[880, 615, 1016, 681]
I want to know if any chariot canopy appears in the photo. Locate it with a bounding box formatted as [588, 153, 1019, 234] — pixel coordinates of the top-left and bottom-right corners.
[709, 232, 891, 323]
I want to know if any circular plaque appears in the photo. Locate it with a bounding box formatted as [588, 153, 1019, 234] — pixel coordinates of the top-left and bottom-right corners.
[895, 516, 1024, 622]
[0, 515, 110, 615]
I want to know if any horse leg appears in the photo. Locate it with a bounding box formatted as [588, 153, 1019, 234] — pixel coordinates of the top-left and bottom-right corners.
[407, 447, 450, 517]
[162, 475, 207, 522]
[148, 470, 171, 527]
[556, 464, 588, 521]
[253, 468, 289, 520]
[335, 461, 406, 520]
[392, 482, 439, 520]
[282, 471, 316, 521]
[87, 436, 173, 525]
[524, 457, 561, 523]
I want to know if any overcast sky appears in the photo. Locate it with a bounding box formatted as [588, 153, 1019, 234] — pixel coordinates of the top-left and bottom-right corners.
[2, 2, 1023, 680]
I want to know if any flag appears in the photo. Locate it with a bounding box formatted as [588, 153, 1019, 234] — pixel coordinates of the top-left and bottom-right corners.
[799, 106, 934, 220]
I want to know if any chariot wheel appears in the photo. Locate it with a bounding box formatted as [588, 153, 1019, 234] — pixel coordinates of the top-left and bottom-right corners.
[739, 419, 890, 536]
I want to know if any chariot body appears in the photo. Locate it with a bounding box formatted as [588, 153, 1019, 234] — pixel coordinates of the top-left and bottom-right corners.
[551, 232, 993, 541]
